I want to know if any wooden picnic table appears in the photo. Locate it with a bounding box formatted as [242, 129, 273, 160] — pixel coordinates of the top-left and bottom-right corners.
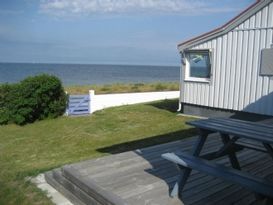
[162, 118, 273, 203]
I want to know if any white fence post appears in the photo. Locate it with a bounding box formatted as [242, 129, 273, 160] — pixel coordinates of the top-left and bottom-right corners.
[89, 90, 95, 114]
[65, 91, 69, 116]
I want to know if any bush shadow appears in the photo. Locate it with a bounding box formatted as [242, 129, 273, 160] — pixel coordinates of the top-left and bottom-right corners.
[97, 128, 196, 154]
[147, 99, 179, 113]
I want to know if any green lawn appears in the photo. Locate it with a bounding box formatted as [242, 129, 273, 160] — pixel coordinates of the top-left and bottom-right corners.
[65, 82, 179, 94]
[0, 99, 196, 205]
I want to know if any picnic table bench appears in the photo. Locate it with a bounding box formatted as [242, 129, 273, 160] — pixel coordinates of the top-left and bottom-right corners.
[162, 118, 273, 202]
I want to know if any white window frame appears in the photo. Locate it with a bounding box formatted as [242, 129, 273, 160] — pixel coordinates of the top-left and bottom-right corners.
[184, 49, 212, 83]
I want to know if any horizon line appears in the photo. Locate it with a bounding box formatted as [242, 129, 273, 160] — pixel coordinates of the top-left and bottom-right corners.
[0, 61, 180, 67]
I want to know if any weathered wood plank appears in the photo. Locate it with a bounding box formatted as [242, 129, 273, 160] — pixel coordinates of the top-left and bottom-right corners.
[46, 134, 273, 205]
[189, 158, 273, 205]
[162, 151, 273, 198]
[71, 137, 221, 178]
[187, 118, 273, 144]
[73, 135, 219, 168]
[191, 120, 273, 139]
[68, 139, 195, 170]
[210, 118, 273, 133]
[89, 147, 266, 201]
[82, 145, 217, 180]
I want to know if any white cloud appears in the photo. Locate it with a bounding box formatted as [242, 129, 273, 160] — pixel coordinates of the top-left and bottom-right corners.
[40, 0, 238, 16]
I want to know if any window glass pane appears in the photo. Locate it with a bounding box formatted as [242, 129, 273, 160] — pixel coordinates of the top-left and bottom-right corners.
[188, 52, 211, 78]
[260, 48, 273, 76]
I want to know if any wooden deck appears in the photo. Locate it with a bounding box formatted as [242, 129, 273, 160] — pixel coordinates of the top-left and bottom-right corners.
[45, 134, 273, 205]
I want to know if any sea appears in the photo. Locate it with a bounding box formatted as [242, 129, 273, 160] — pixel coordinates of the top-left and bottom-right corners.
[0, 63, 180, 85]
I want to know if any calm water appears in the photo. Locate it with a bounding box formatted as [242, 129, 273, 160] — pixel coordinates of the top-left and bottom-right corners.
[0, 63, 179, 85]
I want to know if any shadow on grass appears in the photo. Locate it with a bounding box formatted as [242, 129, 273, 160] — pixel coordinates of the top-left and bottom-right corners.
[147, 99, 179, 113]
[97, 128, 196, 154]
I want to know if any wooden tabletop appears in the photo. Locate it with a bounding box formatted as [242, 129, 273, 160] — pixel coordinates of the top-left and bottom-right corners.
[187, 118, 273, 144]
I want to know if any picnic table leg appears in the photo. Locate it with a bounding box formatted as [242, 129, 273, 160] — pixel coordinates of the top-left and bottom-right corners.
[263, 143, 273, 160]
[171, 166, 191, 198]
[259, 143, 273, 203]
[255, 193, 273, 205]
[221, 134, 241, 170]
[171, 130, 208, 198]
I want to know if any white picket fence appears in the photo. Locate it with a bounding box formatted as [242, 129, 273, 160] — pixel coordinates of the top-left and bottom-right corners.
[66, 90, 179, 116]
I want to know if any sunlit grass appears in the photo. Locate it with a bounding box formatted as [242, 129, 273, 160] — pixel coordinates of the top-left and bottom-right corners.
[0, 99, 195, 205]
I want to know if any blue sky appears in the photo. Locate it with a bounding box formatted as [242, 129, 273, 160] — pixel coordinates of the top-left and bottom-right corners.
[0, 0, 254, 66]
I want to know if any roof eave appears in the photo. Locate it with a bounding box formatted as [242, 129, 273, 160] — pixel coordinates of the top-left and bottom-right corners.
[177, 0, 270, 52]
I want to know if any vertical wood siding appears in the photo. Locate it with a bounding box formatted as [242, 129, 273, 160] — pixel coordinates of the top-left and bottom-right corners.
[182, 2, 273, 116]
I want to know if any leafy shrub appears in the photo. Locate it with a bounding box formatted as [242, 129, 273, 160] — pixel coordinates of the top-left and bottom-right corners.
[0, 84, 14, 124]
[0, 74, 67, 125]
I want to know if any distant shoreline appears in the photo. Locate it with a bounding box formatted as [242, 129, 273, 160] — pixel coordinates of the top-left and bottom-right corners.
[0, 62, 179, 68]
[65, 82, 179, 94]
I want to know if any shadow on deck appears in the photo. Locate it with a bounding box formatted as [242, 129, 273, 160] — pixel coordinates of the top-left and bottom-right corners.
[45, 132, 273, 205]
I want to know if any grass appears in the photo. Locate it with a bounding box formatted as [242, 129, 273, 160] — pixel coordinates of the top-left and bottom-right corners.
[0, 99, 196, 205]
[65, 82, 179, 94]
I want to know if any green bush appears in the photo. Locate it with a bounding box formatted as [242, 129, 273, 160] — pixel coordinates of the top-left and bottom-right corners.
[0, 84, 13, 124]
[0, 74, 67, 125]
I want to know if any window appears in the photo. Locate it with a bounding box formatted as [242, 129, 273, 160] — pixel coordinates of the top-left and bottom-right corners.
[184, 50, 211, 82]
[260, 48, 273, 76]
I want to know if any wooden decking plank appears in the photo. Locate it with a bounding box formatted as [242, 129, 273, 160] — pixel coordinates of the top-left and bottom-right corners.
[92, 139, 223, 191]
[114, 166, 218, 195]
[44, 170, 87, 205]
[46, 133, 273, 205]
[196, 120, 273, 140]
[124, 186, 183, 205]
[69, 140, 191, 172]
[119, 149, 263, 201]
[233, 191, 258, 205]
[178, 151, 272, 204]
[95, 142, 257, 199]
[74, 137, 220, 179]
[97, 157, 204, 190]
[220, 189, 255, 205]
[74, 138, 219, 200]
[259, 118, 273, 125]
[63, 166, 127, 205]
[120, 147, 264, 202]
[190, 159, 273, 205]
[188, 120, 273, 144]
[79, 157, 164, 179]
[125, 174, 233, 205]
[188, 120, 272, 138]
[209, 118, 273, 133]
[110, 167, 179, 197]
[183, 149, 265, 191]
[70, 134, 220, 172]
[213, 161, 273, 205]
[49, 169, 100, 205]
[192, 185, 244, 205]
[102, 163, 178, 192]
